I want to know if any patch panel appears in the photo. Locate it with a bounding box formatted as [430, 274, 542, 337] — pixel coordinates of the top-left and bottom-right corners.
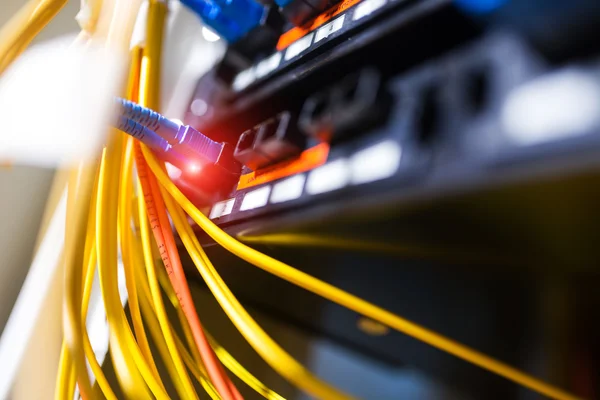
[230, 0, 414, 91]
[178, 0, 600, 397]
[185, 0, 477, 147]
[204, 32, 556, 228]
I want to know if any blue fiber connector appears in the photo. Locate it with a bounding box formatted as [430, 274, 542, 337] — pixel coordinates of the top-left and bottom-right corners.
[115, 98, 232, 172]
[115, 116, 189, 169]
[170, 124, 224, 164]
[116, 116, 171, 152]
[117, 98, 180, 142]
[181, 0, 264, 42]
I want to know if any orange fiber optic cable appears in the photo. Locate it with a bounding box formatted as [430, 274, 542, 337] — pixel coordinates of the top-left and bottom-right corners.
[134, 143, 242, 400]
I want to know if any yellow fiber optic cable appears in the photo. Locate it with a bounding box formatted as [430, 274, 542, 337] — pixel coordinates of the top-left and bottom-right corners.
[97, 141, 167, 396]
[10, 0, 151, 397]
[130, 1, 200, 397]
[120, 135, 165, 386]
[58, 176, 101, 400]
[0, 0, 40, 54]
[79, 176, 117, 400]
[137, 182, 200, 399]
[80, 241, 96, 322]
[131, 229, 220, 398]
[136, 265, 222, 400]
[96, 67, 164, 400]
[97, 143, 155, 399]
[139, 0, 166, 110]
[57, 54, 157, 398]
[133, 247, 222, 400]
[65, 361, 76, 400]
[94, 56, 152, 400]
[55, 342, 75, 400]
[132, 236, 192, 396]
[174, 337, 222, 400]
[57, 0, 152, 397]
[80, 169, 98, 290]
[80, 240, 118, 400]
[238, 233, 515, 266]
[158, 180, 352, 400]
[92, 0, 173, 395]
[98, 140, 166, 398]
[155, 252, 265, 399]
[145, 146, 582, 400]
[132, 244, 226, 400]
[55, 26, 96, 400]
[155, 266, 207, 368]
[0, 0, 69, 74]
[58, 172, 97, 400]
[120, 108, 163, 386]
[120, 45, 164, 385]
[135, 161, 285, 400]
[63, 163, 96, 400]
[206, 333, 287, 400]
[155, 264, 287, 400]
[138, 281, 210, 398]
[131, 197, 200, 396]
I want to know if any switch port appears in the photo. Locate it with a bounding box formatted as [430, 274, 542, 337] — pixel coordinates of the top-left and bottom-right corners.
[330, 69, 392, 141]
[234, 128, 273, 170]
[277, 0, 330, 26]
[254, 111, 305, 161]
[299, 68, 392, 143]
[417, 85, 440, 145]
[234, 112, 306, 170]
[465, 66, 491, 115]
[299, 92, 333, 142]
[280, 0, 318, 26]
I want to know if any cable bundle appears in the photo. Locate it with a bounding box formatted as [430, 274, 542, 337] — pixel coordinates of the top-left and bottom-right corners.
[0, 1, 586, 400]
